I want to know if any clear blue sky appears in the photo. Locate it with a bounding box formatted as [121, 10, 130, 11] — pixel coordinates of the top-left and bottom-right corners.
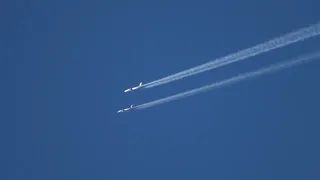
[2, 0, 320, 179]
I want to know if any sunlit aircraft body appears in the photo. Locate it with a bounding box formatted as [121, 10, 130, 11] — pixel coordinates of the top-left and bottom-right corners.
[117, 105, 134, 113]
[124, 82, 142, 92]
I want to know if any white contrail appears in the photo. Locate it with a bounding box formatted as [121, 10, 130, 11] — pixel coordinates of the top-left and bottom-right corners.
[142, 21, 320, 88]
[136, 51, 320, 110]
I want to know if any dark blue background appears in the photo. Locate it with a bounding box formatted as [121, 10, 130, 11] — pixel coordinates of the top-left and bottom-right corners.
[2, 0, 320, 179]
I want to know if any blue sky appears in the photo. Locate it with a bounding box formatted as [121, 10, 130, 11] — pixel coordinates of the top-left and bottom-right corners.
[2, 0, 320, 179]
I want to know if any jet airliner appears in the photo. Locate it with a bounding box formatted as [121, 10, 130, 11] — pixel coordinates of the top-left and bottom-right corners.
[124, 82, 142, 92]
[117, 105, 134, 113]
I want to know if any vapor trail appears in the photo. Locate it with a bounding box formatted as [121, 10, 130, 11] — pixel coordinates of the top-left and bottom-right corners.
[142, 21, 320, 88]
[136, 51, 320, 110]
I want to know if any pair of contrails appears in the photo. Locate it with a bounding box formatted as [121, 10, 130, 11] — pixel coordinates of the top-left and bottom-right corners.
[118, 21, 320, 113]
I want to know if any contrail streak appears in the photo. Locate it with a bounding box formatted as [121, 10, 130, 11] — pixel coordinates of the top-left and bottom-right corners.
[136, 51, 320, 110]
[142, 21, 320, 88]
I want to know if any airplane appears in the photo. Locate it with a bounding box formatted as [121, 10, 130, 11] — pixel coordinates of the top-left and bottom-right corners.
[124, 82, 143, 92]
[117, 105, 134, 113]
